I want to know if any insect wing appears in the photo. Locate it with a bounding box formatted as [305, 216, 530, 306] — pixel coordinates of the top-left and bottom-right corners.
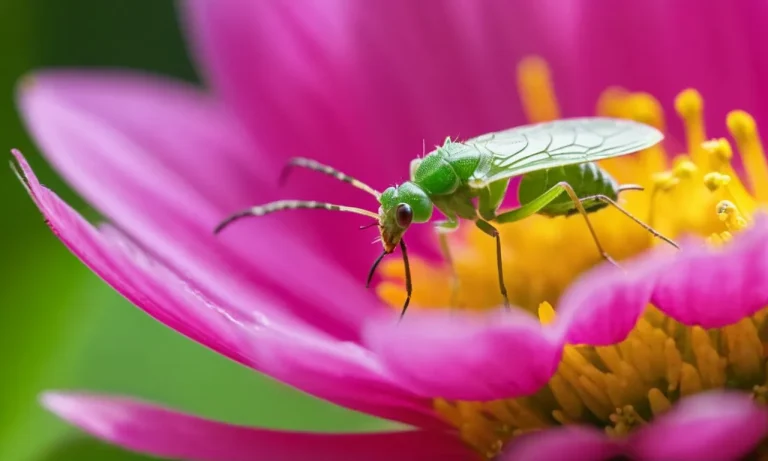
[466, 117, 663, 184]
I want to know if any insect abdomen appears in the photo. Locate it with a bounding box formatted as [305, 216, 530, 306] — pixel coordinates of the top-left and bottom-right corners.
[413, 142, 482, 195]
[518, 163, 619, 217]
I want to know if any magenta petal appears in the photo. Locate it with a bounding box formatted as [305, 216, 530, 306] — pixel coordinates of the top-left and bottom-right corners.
[501, 427, 623, 461]
[652, 214, 768, 328]
[18, 71, 383, 339]
[554, 250, 666, 346]
[42, 393, 475, 461]
[628, 391, 768, 461]
[364, 309, 562, 400]
[12, 151, 441, 429]
[182, 0, 582, 260]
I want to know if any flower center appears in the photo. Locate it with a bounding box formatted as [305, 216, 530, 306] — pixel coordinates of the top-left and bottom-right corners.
[376, 57, 768, 458]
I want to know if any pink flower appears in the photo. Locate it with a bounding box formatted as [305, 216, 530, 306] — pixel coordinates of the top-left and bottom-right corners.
[14, 1, 768, 460]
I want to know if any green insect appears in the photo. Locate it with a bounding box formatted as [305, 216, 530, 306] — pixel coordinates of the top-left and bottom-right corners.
[215, 117, 678, 318]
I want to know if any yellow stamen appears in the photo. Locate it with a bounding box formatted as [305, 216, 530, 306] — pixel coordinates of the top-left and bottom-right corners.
[703, 172, 731, 192]
[627, 92, 668, 174]
[672, 158, 698, 180]
[702, 138, 755, 215]
[716, 200, 748, 232]
[517, 56, 560, 123]
[595, 86, 629, 119]
[727, 110, 768, 201]
[675, 89, 708, 168]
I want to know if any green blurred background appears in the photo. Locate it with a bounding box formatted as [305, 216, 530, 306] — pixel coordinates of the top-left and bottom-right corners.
[0, 2, 384, 460]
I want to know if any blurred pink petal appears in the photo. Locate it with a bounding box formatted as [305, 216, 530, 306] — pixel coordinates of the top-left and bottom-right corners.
[19, 72, 383, 339]
[12, 150, 440, 429]
[182, 0, 576, 262]
[364, 308, 562, 400]
[42, 393, 475, 461]
[651, 214, 768, 328]
[559, 0, 768, 139]
[501, 427, 623, 461]
[627, 391, 768, 461]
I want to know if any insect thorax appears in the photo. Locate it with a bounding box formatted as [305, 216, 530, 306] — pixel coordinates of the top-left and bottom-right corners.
[518, 163, 619, 217]
[412, 142, 490, 196]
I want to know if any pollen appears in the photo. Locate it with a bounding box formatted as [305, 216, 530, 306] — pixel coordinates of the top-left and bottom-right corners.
[376, 57, 768, 458]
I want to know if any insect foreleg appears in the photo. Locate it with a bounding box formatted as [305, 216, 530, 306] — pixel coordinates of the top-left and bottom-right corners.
[493, 182, 619, 267]
[475, 220, 510, 309]
[399, 239, 412, 321]
[579, 194, 679, 249]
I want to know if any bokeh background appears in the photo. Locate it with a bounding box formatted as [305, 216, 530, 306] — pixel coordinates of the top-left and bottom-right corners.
[0, 2, 386, 460]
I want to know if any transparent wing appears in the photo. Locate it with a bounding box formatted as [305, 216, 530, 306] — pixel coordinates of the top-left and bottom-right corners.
[461, 117, 663, 185]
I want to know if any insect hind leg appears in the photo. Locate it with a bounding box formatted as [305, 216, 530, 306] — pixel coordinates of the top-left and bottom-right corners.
[494, 181, 620, 268]
[580, 194, 680, 249]
[555, 182, 620, 268]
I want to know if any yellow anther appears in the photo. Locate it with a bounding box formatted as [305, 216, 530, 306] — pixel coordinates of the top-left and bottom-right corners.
[700, 137, 755, 215]
[716, 200, 748, 231]
[538, 302, 556, 325]
[672, 159, 698, 179]
[703, 172, 731, 192]
[701, 138, 733, 172]
[627, 92, 665, 131]
[517, 56, 561, 123]
[727, 110, 768, 201]
[675, 89, 707, 168]
[595, 86, 629, 118]
[651, 171, 680, 192]
[606, 405, 646, 437]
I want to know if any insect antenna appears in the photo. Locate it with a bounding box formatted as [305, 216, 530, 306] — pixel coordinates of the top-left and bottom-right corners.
[214, 200, 378, 234]
[279, 157, 381, 198]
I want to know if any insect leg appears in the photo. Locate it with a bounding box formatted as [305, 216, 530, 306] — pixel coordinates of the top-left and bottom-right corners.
[434, 219, 461, 307]
[580, 194, 680, 249]
[477, 178, 511, 221]
[399, 239, 412, 321]
[280, 157, 381, 198]
[493, 182, 620, 267]
[475, 220, 510, 309]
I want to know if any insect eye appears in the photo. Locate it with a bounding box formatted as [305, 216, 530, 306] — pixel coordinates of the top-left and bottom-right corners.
[395, 203, 413, 228]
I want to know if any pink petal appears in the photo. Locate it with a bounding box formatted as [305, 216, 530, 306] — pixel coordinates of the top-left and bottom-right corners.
[628, 391, 768, 461]
[12, 151, 440, 429]
[363, 309, 562, 400]
[18, 71, 383, 339]
[651, 214, 768, 328]
[501, 427, 623, 461]
[42, 392, 475, 461]
[182, 0, 578, 259]
[554, 249, 668, 345]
